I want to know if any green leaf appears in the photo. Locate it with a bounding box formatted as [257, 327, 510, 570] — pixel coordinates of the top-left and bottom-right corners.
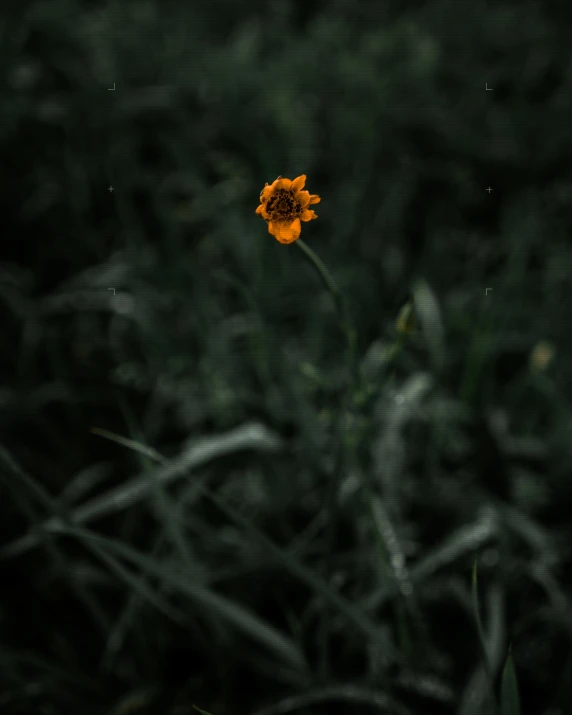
[412, 279, 444, 372]
[471, 556, 498, 714]
[500, 649, 521, 715]
[193, 706, 214, 715]
[471, 558, 486, 660]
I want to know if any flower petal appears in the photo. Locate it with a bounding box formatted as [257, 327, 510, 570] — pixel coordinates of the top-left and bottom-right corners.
[291, 174, 306, 192]
[260, 184, 273, 202]
[297, 190, 311, 207]
[269, 218, 301, 244]
[309, 194, 321, 204]
[256, 203, 270, 219]
[275, 177, 292, 191]
[300, 209, 317, 222]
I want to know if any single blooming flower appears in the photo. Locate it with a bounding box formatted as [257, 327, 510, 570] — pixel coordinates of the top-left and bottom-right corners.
[255, 174, 320, 244]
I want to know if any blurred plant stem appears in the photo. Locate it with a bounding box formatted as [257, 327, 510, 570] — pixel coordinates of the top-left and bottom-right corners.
[295, 238, 363, 678]
[295, 239, 420, 689]
[296, 239, 359, 395]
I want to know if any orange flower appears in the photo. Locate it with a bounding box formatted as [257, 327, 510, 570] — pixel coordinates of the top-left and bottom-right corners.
[255, 174, 320, 244]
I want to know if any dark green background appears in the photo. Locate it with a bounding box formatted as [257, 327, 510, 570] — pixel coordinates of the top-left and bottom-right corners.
[1, 1, 571, 714]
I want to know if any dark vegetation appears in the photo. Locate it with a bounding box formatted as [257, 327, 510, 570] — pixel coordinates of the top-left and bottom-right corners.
[1, 1, 571, 713]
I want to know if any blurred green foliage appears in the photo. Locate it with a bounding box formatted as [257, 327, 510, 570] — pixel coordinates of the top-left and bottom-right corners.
[1, 1, 571, 714]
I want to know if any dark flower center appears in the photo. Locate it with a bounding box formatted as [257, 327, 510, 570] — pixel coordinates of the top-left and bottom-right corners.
[265, 188, 301, 219]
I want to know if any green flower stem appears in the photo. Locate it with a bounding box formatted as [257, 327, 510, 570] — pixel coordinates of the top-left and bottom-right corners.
[296, 239, 359, 392]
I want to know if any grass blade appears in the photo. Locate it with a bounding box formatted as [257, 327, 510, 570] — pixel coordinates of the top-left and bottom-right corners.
[499, 649, 521, 715]
[1, 422, 282, 559]
[71, 429, 397, 665]
[56, 523, 307, 674]
[203, 484, 398, 666]
[249, 685, 410, 715]
[363, 508, 497, 612]
[412, 279, 444, 373]
[0, 447, 109, 632]
[470, 557, 497, 715]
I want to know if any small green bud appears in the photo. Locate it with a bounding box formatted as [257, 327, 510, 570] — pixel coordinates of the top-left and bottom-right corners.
[396, 301, 416, 335]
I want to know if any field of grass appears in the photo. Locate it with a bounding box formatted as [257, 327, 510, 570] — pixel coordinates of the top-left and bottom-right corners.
[1, 1, 572, 714]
